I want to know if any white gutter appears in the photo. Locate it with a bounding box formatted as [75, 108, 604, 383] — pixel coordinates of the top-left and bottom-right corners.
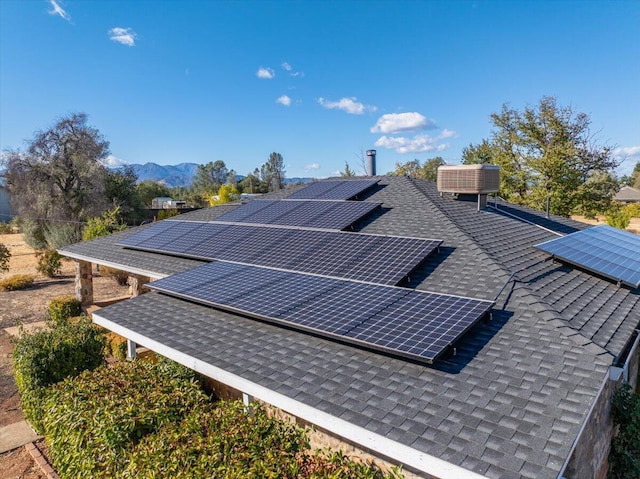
[93, 312, 488, 479]
[59, 250, 167, 280]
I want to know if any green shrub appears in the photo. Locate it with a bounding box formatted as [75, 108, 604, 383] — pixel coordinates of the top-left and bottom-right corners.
[0, 243, 10, 272]
[12, 318, 105, 432]
[125, 400, 307, 478]
[82, 207, 127, 241]
[0, 222, 14, 234]
[47, 296, 82, 326]
[43, 359, 206, 478]
[609, 383, 640, 479]
[0, 274, 34, 291]
[21, 219, 47, 250]
[605, 208, 631, 230]
[36, 249, 63, 278]
[157, 209, 179, 220]
[105, 331, 128, 360]
[43, 222, 81, 249]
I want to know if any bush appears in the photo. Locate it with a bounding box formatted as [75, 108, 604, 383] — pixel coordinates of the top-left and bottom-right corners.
[125, 400, 307, 478]
[21, 219, 47, 250]
[43, 359, 206, 478]
[12, 318, 105, 432]
[157, 209, 179, 220]
[606, 208, 632, 230]
[47, 296, 82, 326]
[609, 383, 640, 479]
[82, 207, 127, 241]
[36, 249, 63, 278]
[105, 331, 128, 360]
[0, 243, 10, 272]
[0, 222, 14, 234]
[0, 274, 34, 291]
[43, 222, 81, 249]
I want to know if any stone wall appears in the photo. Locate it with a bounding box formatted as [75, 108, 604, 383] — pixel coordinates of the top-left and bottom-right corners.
[564, 337, 640, 479]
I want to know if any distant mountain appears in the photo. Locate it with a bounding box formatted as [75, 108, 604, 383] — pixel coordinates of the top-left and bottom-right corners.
[119, 162, 316, 188]
[127, 162, 200, 188]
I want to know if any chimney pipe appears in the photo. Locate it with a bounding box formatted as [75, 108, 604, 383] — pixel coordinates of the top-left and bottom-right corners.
[366, 149, 377, 176]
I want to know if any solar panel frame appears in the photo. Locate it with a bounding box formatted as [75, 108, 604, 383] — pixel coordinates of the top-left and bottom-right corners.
[286, 179, 379, 200]
[119, 221, 442, 285]
[535, 225, 640, 288]
[147, 261, 493, 364]
[212, 199, 380, 230]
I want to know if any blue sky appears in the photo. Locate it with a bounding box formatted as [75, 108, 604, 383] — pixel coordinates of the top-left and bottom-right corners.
[1, 0, 639, 179]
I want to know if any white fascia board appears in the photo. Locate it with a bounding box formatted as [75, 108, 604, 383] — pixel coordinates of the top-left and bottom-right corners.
[93, 312, 488, 479]
[58, 250, 165, 280]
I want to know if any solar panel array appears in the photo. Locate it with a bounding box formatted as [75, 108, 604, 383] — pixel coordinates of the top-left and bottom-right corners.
[287, 179, 379, 200]
[535, 225, 640, 288]
[148, 261, 494, 363]
[119, 221, 441, 285]
[212, 199, 380, 230]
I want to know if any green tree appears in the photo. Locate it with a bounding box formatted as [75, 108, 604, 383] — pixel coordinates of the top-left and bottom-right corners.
[630, 161, 640, 189]
[104, 165, 143, 224]
[340, 162, 356, 177]
[206, 184, 240, 205]
[192, 160, 228, 194]
[136, 181, 171, 208]
[260, 152, 286, 191]
[389, 157, 445, 181]
[1, 113, 110, 247]
[462, 97, 618, 216]
[82, 207, 128, 241]
[238, 168, 264, 194]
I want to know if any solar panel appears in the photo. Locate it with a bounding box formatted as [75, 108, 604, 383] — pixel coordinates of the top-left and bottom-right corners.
[213, 199, 380, 230]
[148, 261, 493, 363]
[535, 225, 640, 288]
[287, 179, 379, 200]
[119, 221, 441, 285]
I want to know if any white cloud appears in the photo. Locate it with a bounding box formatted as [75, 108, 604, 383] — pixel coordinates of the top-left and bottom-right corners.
[256, 67, 275, 79]
[109, 27, 136, 46]
[438, 128, 458, 139]
[48, 0, 70, 22]
[370, 112, 436, 134]
[101, 155, 127, 167]
[613, 146, 640, 176]
[276, 95, 291, 106]
[317, 97, 376, 115]
[281, 62, 304, 77]
[374, 134, 451, 154]
[305, 163, 320, 171]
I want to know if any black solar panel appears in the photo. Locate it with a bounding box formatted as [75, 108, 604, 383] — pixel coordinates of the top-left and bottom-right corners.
[287, 179, 379, 200]
[148, 261, 493, 363]
[213, 199, 380, 230]
[119, 221, 441, 285]
[535, 225, 640, 288]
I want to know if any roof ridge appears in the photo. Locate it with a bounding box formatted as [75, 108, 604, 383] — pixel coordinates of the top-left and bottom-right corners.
[404, 177, 512, 283]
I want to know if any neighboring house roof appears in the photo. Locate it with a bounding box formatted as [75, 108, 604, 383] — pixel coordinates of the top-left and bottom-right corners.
[614, 185, 640, 202]
[60, 176, 639, 479]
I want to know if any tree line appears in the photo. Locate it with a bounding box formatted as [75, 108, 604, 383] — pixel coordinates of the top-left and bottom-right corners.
[1, 113, 286, 250]
[390, 96, 638, 220]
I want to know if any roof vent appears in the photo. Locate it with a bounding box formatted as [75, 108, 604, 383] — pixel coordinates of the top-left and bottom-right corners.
[437, 164, 500, 194]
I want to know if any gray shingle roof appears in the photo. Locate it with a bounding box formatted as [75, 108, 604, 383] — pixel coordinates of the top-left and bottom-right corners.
[61, 176, 640, 479]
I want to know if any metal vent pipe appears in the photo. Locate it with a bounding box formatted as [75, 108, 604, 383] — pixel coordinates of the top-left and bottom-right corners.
[366, 149, 377, 176]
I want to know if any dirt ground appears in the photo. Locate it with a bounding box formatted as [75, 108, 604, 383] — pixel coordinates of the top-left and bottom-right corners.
[0, 233, 129, 477]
